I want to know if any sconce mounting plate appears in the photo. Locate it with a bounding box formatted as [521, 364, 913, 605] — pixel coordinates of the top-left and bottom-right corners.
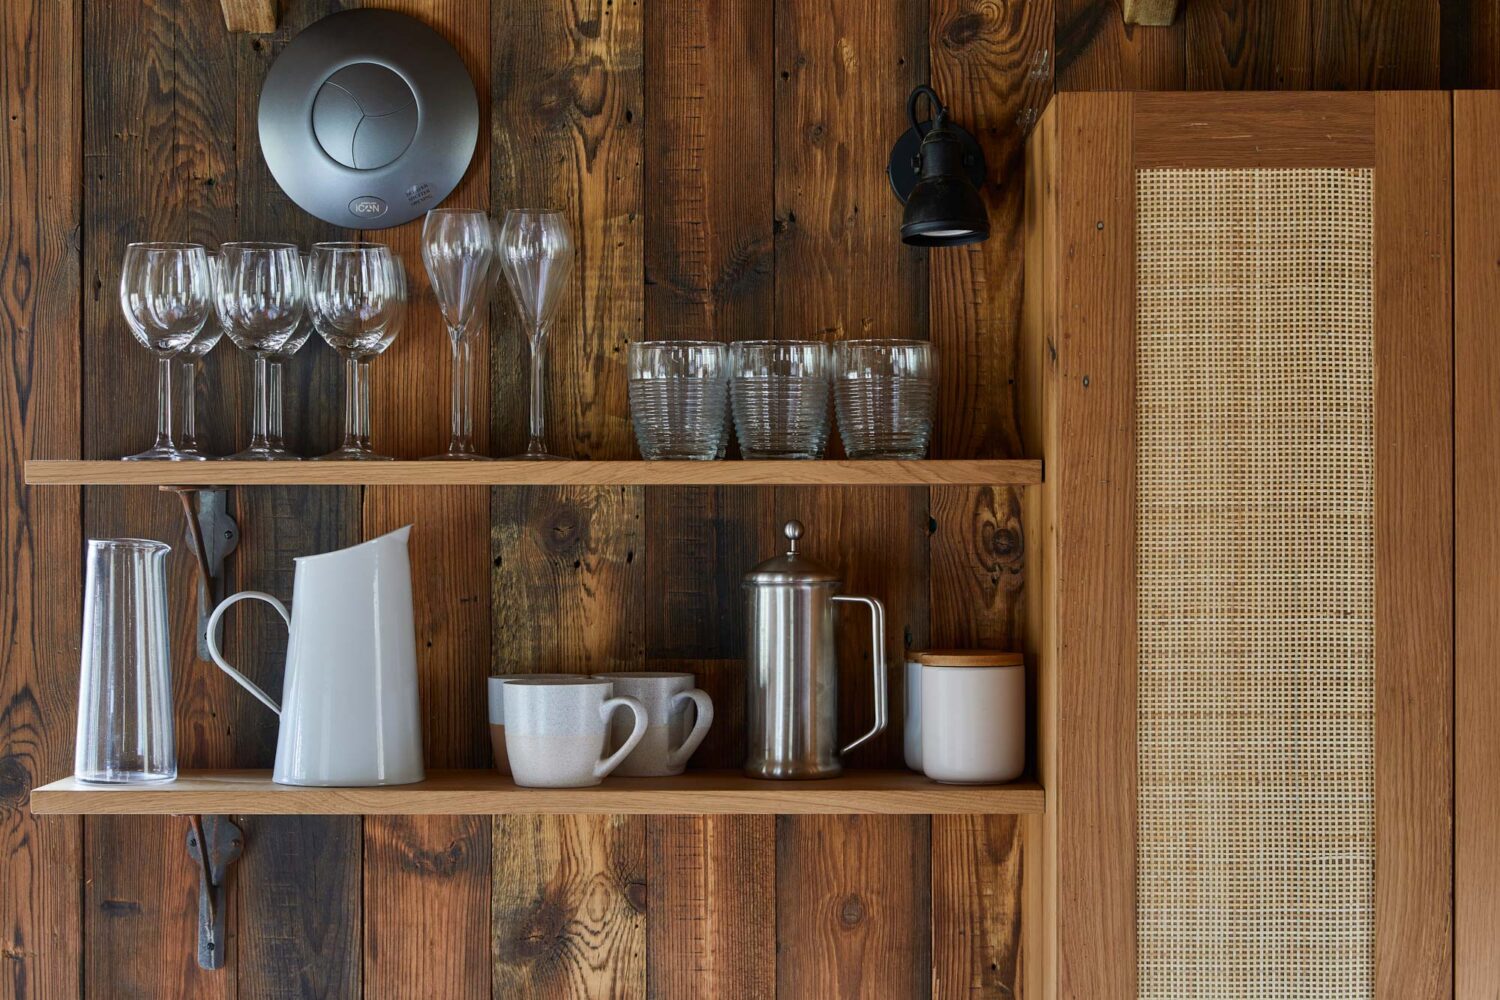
[886, 120, 988, 203]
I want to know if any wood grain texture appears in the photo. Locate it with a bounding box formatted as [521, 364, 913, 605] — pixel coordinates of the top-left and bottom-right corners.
[236, 815, 362, 1000]
[1310, 0, 1440, 89]
[1184, 2, 1316, 89]
[1, 0, 82, 996]
[218, 0, 275, 33]
[1453, 88, 1500, 1000]
[777, 815, 931, 1000]
[1372, 91, 1453, 1000]
[493, 815, 647, 999]
[490, 0, 641, 460]
[32, 770, 1046, 816]
[1053, 92, 1136, 1000]
[1055, 0, 1186, 91]
[930, 816, 1024, 1000]
[646, 816, 774, 999]
[25, 458, 1045, 486]
[1133, 90, 1377, 167]
[364, 816, 492, 1000]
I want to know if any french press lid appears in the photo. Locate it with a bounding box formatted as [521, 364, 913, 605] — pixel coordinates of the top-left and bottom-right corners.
[743, 520, 841, 587]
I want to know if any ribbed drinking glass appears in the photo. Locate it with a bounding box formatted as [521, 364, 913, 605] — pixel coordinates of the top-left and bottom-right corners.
[74, 539, 176, 784]
[729, 340, 832, 459]
[833, 339, 936, 459]
[628, 341, 729, 460]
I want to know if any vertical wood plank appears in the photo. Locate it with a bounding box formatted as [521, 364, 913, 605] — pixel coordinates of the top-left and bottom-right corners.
[646, 816, 774, 1000]
[1184, 1, 1315, 89]
[1055, 0, 1186, 91]
[490, 0, 641, 460]
[1310, 0, 1441, 89]
[1453, 87, 1500, 1000]
[493, 815, 647, 999]
[930, 816, 1024, 1000]
[1052, 92, 1135, 1000]
[1, 0, 83, 996]
[776, 815, 931, 1000]
[1372, 91, 1453, 1000]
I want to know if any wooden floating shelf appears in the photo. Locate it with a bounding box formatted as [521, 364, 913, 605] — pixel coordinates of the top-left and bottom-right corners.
[30, 769, 1045, 816]
[23, 458, 1042, 488]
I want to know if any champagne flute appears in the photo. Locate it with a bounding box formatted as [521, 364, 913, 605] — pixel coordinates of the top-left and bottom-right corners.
[307, 242, 403, 460]
[264, 251, 316, 455]
[498, 208, 574, 460]
[119, 242, 213, 461]
[178, 250, 228, 460]
[216, 242, 306, 460]
[421, 209, 494, 460]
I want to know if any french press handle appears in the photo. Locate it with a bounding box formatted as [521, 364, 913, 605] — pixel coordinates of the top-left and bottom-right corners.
[831, 594, 888, 756]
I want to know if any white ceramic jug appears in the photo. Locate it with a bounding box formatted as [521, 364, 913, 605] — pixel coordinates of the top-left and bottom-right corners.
[206, 525, 424, 786]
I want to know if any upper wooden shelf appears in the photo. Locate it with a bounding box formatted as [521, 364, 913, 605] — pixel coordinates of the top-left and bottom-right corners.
[30, 769, 1045, 816]
[24, 459, 1042, 488]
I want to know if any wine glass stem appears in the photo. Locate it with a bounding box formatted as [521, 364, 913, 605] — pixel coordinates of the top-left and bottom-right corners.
[449, 333, 474, 455]
[527, 327, 547, 456]
[357, 358, 374, 451]
[179, 359, 198, 451]
[249, 355, 271, 450]
[153, 356, 175, 452]
[341, 355, 362, 452]
[269, 360, 284, 449]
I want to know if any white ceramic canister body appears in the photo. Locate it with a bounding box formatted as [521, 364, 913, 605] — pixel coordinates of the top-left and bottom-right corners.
[917, 651, 1025, 784]
[904, 657, 923, 771]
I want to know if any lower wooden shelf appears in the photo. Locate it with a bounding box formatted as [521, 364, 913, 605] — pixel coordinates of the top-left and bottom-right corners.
[30, 768, 1045, 816]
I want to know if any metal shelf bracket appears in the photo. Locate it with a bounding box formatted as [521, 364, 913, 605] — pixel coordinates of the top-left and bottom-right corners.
[162, 486, 239, 660]
[185, 815, 243, 970]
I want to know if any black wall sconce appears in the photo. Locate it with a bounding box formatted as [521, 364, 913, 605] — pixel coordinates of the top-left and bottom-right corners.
[887, 85, 990, 247]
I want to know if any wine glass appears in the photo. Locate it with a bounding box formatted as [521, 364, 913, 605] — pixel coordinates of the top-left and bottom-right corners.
[119, 242, 214, 461]
[307, 242, 404, 461]
[177, 251, 228, 460]
[264, 251, 316, 455]
[216, 242, 306, 460]
[498, 209, 574, 460]
[421, 209, 494, 460]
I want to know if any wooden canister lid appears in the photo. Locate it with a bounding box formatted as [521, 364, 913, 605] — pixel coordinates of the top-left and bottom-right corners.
[913, 649, 1024, 667]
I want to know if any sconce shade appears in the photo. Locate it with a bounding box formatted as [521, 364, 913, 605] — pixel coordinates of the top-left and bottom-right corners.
[889, 85, 990, 247]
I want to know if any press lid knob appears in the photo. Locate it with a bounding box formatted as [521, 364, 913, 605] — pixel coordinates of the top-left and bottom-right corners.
[742, 518, 840, 587]
[785, 520, 803, 554]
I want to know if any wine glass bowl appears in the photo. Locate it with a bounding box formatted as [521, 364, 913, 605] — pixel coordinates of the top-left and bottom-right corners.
[217, 242, 306, 461]
[119, 242, 213, 461]
[498, 208, 574, 460]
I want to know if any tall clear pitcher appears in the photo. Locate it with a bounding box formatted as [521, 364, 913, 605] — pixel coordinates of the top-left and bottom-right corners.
[75, 538, 176, 783]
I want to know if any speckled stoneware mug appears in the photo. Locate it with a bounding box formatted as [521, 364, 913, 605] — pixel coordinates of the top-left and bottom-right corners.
[502, 678, 648, 788]
[592, 672, 714, 776]
[487, 673, 577, 776]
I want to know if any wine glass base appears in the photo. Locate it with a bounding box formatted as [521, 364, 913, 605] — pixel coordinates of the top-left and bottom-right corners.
[226, 446, 302, 461]
[122, 446, 189, 462]
[171, 448, 215, 462]
[505, 452, 571, 461]
[310, 448, 395, 461]
[420, 451, 491, 461]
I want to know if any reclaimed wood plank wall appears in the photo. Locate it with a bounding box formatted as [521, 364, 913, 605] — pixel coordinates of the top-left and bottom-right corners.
[0, 0, 1491, 997]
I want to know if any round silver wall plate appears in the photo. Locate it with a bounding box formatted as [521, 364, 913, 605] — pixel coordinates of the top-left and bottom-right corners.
[258, 9, 478, 229]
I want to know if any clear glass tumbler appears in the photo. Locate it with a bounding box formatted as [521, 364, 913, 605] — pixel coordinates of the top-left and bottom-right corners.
[729, 340, 833, 459]
[833, 339, 936, 459]
[75, 539, 176, 783]
[628, 341, 730, 460]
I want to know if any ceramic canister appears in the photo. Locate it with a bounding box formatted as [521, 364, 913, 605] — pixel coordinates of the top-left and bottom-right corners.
[487, 673, 577, 776]
[916, 650, 1025, 784]
[904, 656, 923, 771]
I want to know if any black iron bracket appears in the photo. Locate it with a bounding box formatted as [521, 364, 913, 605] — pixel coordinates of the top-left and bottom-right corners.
[185, 815, 243, 970]
[161, 486, 239, 660]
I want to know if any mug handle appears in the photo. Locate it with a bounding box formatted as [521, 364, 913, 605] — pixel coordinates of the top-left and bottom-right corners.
[205, 591, 288, 717]
[594, 696, 648, 779]
[665, 689, 715, 770]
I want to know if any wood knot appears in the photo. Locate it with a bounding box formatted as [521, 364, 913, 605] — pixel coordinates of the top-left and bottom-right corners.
[0, 756, 28, 808]
[839, 894, 865, 928]
[624, 879, 647, 914]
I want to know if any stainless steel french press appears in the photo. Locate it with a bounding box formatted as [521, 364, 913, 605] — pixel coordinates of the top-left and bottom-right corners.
[742, 520, 888, 779]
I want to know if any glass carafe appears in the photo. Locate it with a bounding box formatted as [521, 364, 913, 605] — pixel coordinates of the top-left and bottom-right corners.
[74, 538, 176, 783]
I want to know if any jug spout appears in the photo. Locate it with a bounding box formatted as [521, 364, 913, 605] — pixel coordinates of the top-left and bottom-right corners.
[294, 524, 412, 565]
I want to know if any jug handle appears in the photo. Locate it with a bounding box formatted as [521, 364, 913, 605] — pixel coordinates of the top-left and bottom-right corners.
[205, 591, 287, 717]
[833, 595, 888, 757]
